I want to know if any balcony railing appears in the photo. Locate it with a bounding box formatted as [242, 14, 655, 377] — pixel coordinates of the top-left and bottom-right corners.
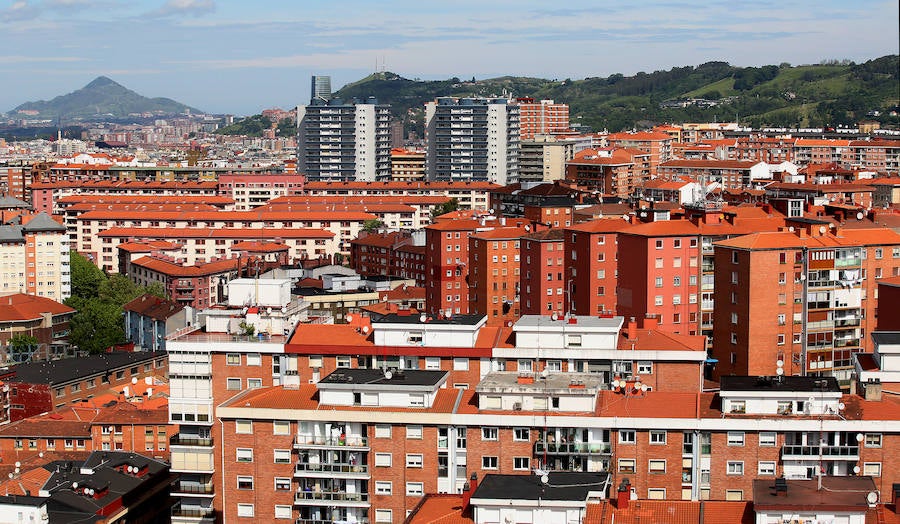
[295, 435, 368, 448]
[171, 435, 213, 447]
[173, 482, 214, 495]
[172, 507, 215, 518]
[781, 444, 859, 459]
[295, 463, 369, 475]
[294, 491, 369, 504]
[533, 441, 611, 455]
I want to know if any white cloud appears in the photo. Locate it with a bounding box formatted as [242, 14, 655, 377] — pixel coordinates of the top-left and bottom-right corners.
[1, 1, 40, 21]
[148, 0, 215, 18]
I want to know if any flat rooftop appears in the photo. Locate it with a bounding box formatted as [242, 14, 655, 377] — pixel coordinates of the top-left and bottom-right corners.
[514, 315, 622, 330]
[752, 477, 876, 512]
[472, 472, 609, 502]
[476, 372, 607, 393]
[373, 313, 485, 326]
[319, 368, 449, 388]
[720, 375, 841, 393]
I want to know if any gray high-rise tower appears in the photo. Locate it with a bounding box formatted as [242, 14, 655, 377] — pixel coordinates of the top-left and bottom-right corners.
[310, 75, 332, 102]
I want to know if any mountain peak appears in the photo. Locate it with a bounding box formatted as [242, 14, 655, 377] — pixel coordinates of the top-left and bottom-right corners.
[84, 76, 122, 90]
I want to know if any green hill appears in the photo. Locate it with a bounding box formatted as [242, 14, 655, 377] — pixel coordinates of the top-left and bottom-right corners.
[333, 57, 898, 134]
[12, 76, 202, 120]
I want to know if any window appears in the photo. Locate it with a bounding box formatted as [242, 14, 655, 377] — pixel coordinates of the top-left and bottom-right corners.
[273, 420, 290, 435]
[406, 482, 424, 496]
[655, 276, 663, 288]
[619, 430, 636, 444]
[482, 456, 498, 469]
[863, 463, 881, 477]
[865, 434, 882, 448]
[638, 362, 653, 375]
[227, 353, 240, 365]
[758, 461, 776, 475]
[237, 476, 254, 490]
[246, 353, 261, 366]
[274, 449, 291, 463]
[728, 400, 746, 414]
[407, 425, 423, 439]
[648, 488, 666, 500]
[731, 312, 738, 324]
[336, 356, 351, 368]
[453, 358, 469, 371]
[656, 240, 664, 249]
[65, 439, 73, 449]
[274, 505, 292, 520]
[482, 427, 498, 440]
[226, 378, 241, 390]
[759, 432, 776, 446]
[649, 430, 666, 444]
[425, 357, 441, 370]
[375, 510, 392, 523]
[727, 461, 744, 475]
[514, 428, 530, 441]
[649, 459, 666, 473]
[236, 448, 253, 462]
[618, 459, 636, 473]
[514, 457, 530, 470]
[725, 490, 743, 501]
[275, 477, 291, 491]
[237, 504, 254, 517]
[406, 454, 423, 468]
[375, 425, 392, 438]
[236, 420, 253, 434]
[375, 453, 392, 467]
[727, 432, 745, 446]
[375, 481, 392, 495]
[655, 295, 663, 306]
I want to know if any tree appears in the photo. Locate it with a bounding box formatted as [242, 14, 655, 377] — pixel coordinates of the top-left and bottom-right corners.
[68, 298, 126, 354]
[5, 334, 39, 363]
[430, 198, 460, 220]
[363, 219, 385, 232]
[69, 251, 106, 300]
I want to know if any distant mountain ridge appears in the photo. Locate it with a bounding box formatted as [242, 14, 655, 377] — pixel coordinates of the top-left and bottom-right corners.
[12, 76, 203, 120]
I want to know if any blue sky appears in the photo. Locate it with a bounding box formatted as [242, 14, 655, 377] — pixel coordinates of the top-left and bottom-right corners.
[1, 0, 897, 116]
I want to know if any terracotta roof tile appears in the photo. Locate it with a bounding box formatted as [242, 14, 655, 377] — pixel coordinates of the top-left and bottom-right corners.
[0, 293, 74, 322]
[100, 226, 333, 239]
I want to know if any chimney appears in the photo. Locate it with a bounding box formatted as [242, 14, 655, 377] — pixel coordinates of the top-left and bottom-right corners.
[864, 378, 882, 401]
[617, 479, 631, 509]
[461, 472, 478, 512]
[626, 317, 637, 340]
[642, 314, 659, 330]
[849, 372, 858, 396]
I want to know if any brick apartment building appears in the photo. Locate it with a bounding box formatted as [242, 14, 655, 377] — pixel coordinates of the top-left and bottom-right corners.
[4, 351, 167, 421]
[0, 293, 75, 363]
[712, 225, 900, 381]
[565, 148, 653, 198]
[468, 227, 528, 325]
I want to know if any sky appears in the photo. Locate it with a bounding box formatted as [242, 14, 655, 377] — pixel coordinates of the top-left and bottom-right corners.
[1, 0, 898, 116]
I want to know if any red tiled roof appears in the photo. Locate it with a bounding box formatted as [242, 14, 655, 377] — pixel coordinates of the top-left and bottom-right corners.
[620, 220, 700, 237]
[78, 210, 376, 221]
[406, 494, 472, 524]
[100, 227, 333, 239]
[130, 256, 240, 277]
[607, 131, 672, 141]
[617, 328, 706, 351]
[57, 194, 234, 204]
[122, 294, 184, 320]
[116, 240, 180, 252]
[231, 241, 289, 252]
[661, 159, 761, 169]
[0, 293, 74, 322]
[304, 181, 500, 190]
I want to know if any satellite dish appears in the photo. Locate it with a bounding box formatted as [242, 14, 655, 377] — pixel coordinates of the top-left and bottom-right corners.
[856, 212, 864, 220]
[362, 326, 370, 334]
[419, 314, 427, 323]
[838, 402, 845, 410]
[612, 380, 621, 389]
[854, 465, 861, 474]
[346, 314, 353, 322]
[776, 359, 784, 367]
[72, 482, 79, 490]
[131, 377, 138, 385]
[856, 433, 864, 442]
[808, 396, 815, 404]
[776, 368, 784, 376]
[7, 473, 11, 479]
[445, 309, 452, 319]
[384, 370, 393, 380]
[622, 214, 629, 221]
[551, 313, 559, 321]
[14, 462, 20, 468]
[540, 474, 549, 485]
[819, 225, 827, 235]
[524, 225, 531, 232]
[641, 384, 649, 392]
[867, 492, 878, 504]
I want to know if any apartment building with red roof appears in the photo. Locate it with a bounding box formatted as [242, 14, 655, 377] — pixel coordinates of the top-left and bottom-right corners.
[350, 231, 427, 286]
[216, 174, 305, 210]
[127, 256, 240, 310]
[0, 212, 70, 300]
[565, 148, 652, 198]
[793, 139, 855, 166]
[29, 180, 219, 215]
[564, 219, 633, 317]
[607, 131, 674, 170]
[516, 98, 571, 140]
[468, 227, 528, 325]
[712, 225, 900, 380]
[657, 159, 770, 190]
[616, 220, 703, 337]
[0, 294, 75, 363]
[519, 229, 568, 317]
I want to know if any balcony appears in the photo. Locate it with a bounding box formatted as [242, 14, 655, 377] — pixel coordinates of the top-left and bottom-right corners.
[294, 491, 370, 507]
[780, 444, 859, 460]
[171, 435, 213, 447]
[172, 507, 216, 519]
[295, 462, 369, 478]
[533, 441, 611, 455]
[294, 435, 369, 450]
[172, 482, 214, 495]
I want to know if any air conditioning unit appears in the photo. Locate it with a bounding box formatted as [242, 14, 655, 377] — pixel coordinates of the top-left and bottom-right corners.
[513, 402, 522, 411]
